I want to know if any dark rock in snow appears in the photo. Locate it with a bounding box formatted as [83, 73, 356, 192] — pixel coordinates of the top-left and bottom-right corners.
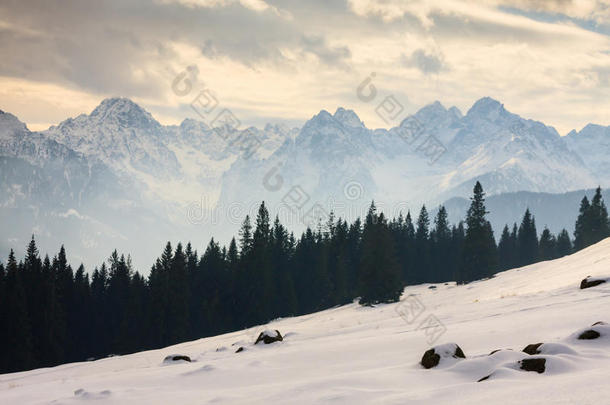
[522, 343, 543, 355]
[255, 329, 283, 345]
[489, 348, 512, 355]
[477, 374, 491, 382]
[580, 276, 606, 289]
[520, 358, 546, 373]
[578, 329, 601, 340]
[164, 354, 191, 362]
[420, 343, 465, 369]
[428, 285, 437, 289]
[421, 349, 441, 369]
[592, 321, 606, 326]
[235, 347, 245, 353]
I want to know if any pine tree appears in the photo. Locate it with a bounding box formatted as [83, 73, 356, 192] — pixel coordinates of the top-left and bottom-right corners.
[574, 196, 592, 251]
[589, 187, 610, 245]
[166, 243, 190, 344]
[359, 204, 402, 305]
[556, 229, 572, 257]
[517, 209, 538, 266]
[90, 263, 109, 357]
[431, 206, 451, 282]
[4, 250, 33, 372]
[414, 205, 430, 283]
[459, 182, 497, 283]
[148, 243, 172, 347]
[538, 227, 557, 261]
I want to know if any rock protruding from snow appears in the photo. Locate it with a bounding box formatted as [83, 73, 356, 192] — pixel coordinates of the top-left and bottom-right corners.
[519, 358, 546, 373]
[580, 276, 607, 289]
[578, 330, 601, 340]
[255, 330, 283, 345]
[163, 354, 191, 363]
[522, 343, 543, 355]
[420, 343, 465, 369]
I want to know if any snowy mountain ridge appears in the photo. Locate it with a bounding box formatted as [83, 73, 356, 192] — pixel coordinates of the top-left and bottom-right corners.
[1, 97, 609, 270]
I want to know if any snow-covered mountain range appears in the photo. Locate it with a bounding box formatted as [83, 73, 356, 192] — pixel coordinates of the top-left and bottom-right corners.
[1, 97, 608, 270]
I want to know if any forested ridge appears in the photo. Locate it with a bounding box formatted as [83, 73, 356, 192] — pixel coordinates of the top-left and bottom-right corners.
[1, 183, 608, 373]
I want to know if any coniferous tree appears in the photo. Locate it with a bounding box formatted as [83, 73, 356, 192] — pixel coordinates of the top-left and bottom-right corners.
[148, 243, 172, 348]
[23, 236, 44, 367]
[459, 182, 497, 283]
[359, 203, 402, 305]
[517, 209, 538, 266]
[574, 196, 592, 251]
[4, 250, 33, 372]
[38, 254, 64, 366]
[414, 205, 430, 283]
[90, 264, 109, 357]
[538, 227, 557, 261]
[556, 229, 573, 257]
[167, 243, 190, 344]
[589, 187, 610, 245]
[449, 221, 465, 281]
[431, 206, 452, 282]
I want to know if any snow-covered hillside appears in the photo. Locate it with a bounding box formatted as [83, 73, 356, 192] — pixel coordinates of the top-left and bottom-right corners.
[3, 238, 610, 404]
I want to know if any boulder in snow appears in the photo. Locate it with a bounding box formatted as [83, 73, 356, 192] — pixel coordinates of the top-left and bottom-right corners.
[163, 354, 191, 363]
[592, 321, 606, 326]
[522, 343, 543, 355]
[235, 347, 245, 353]
[255, 329, 283, 345]
[420, 343, 465, 369]
[519, 358, 546, 373]
[578, 329, 601, 340]
[580, 276, 607, 289]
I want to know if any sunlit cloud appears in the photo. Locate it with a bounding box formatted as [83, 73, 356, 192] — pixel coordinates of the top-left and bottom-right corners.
[0, 0, 609, 134]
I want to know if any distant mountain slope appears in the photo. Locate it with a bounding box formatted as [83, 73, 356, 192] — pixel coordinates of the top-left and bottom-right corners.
[565, 124, 610, 187]
[439, 189, 599, 237]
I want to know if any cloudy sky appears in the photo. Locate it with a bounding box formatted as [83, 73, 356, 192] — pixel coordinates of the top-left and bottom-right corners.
[1, 0, 609, 133]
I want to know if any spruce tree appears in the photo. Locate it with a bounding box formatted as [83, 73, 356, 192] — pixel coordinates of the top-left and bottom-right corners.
[556, 229, 572, 257]
[414, 205, 430, 283]
[431, 206, 451, 282]
[459, 182, 497, 283]
[4, 250, 33, 372]
[517, 209, 538, 266]
[589, 187, 610, 245]
[497, 225, 512, 270]
[538, 227, 557, 261]
[359, 204, 402, 305]
[167, 243, 190, 344]
[574, 196, 592, 251]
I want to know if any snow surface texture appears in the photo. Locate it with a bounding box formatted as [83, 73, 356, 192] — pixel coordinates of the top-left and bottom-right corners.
[2, 238, 610, 404]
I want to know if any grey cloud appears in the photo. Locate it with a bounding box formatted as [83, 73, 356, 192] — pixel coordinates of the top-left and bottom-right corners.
[300, 35, 351, 67]
[403, 49, 446, 74]
[0, 0, 353, 98]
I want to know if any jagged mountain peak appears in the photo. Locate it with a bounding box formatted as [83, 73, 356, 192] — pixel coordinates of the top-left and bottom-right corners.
[0, 109, 29, 138]
[333, 107, 364, 128]
[89, 97, 160, 129]
[467, 97, 505, 117]
[415, 100, 463, 124]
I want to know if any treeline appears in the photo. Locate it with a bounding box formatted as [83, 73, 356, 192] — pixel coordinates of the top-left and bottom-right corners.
[1, 183, 608, 373]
